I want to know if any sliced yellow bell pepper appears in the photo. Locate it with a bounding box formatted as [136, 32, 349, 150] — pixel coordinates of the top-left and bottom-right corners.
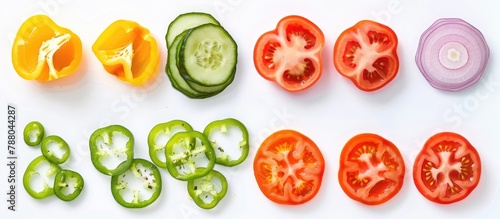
[11, 15, 82, 81]
[92, 20, 159, 86]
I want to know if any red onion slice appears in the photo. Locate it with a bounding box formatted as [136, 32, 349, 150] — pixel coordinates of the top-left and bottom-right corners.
[415, 18, 489, 91]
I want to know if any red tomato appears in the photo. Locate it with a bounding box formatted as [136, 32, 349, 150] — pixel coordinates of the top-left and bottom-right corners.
[333, 20, 399, 91]
[413, 132, 481, 204]
[254, 15, 325, 92]
[338, 133, 405, 205]
[253, 130, 325, 205]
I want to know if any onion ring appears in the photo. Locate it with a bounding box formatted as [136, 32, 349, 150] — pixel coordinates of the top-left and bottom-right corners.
[415, 18, 489, 91]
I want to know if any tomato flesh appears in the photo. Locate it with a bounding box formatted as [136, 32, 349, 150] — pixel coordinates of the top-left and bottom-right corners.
[285, 23, 317, 49]
[334, 20, 399, 91]
[254, 130, 325, 205]
[339, 133, 405, 205]
[254, 16, 324, 92]
[413, 132, 481, 204]
[282, 59, 315, 85]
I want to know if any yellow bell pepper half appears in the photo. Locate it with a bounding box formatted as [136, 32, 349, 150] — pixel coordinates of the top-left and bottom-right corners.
[11, 14, 82, 81]
[92, 20, 159, 86]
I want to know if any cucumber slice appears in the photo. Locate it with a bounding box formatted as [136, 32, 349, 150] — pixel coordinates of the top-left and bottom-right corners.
[176, 30, 235, 94]
[167, 31, 210, 99]
[166, 12, 220, 49]
[179, 23, 237, 86]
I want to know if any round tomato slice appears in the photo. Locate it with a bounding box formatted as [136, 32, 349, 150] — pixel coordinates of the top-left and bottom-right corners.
[413, 132, 481, 204]
[333, 20, 399, 91]
[338, 133, 405, 205]
[254, 15, 325, 92]
[253, 130, 325, 205]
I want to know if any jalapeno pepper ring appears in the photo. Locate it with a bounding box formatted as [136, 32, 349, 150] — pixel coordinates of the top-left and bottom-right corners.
[187, 169, 228, 209]
[23, 155, 62, 199]
[23, 121, 45, 146]
[41, 135, 71, 164]
[203, 118, 249, 167]
[165, 131, 216, 181]
[89, 125, 134, 176]
[110, 159, 162, 208]
[53, 170, 84, 201]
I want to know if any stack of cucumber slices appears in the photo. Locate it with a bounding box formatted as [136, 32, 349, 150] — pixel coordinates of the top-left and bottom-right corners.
[166, 12, 238, 98]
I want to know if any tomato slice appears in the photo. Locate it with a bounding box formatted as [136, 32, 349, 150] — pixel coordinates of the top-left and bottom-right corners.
[253, 130, 325, 205]
[413, 132, 481, 204]
[333, 20, 399, 91]
[254, 15, 325, 92]
[338, 133, 405, 205]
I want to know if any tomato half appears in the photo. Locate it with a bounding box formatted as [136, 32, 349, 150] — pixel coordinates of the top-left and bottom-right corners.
[253, 130, 325, 205]
[333, 20, 399, 91]
[338, 133, 405, 205]
[413, 132, 481, 204]
[254, 15, 325, 92]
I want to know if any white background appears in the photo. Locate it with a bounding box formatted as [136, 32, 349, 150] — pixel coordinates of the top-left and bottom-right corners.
[1, 0, 500, 218]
